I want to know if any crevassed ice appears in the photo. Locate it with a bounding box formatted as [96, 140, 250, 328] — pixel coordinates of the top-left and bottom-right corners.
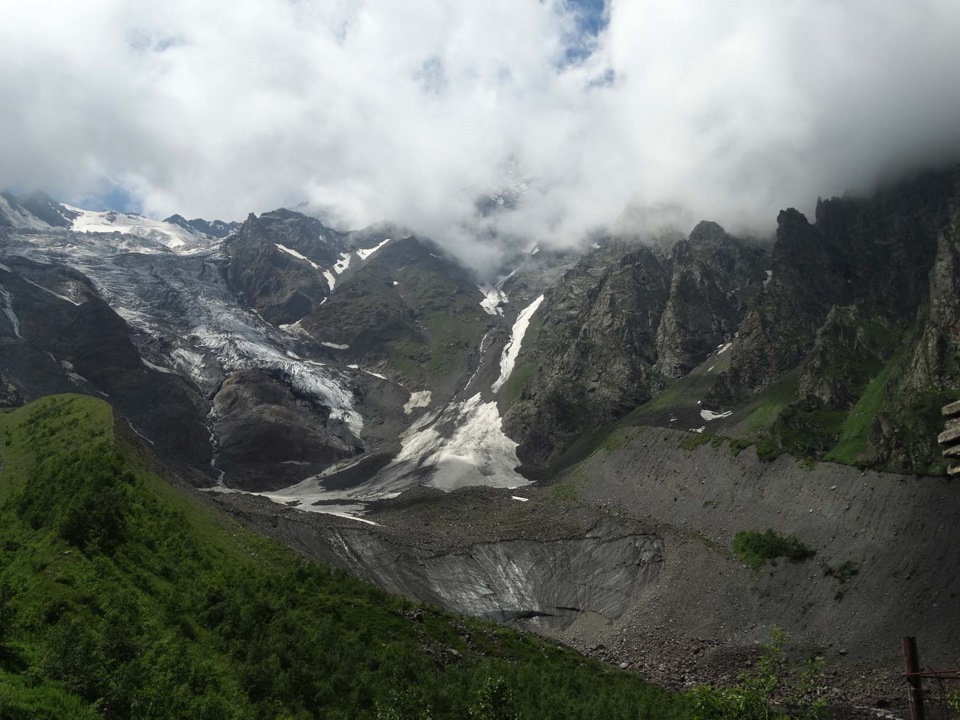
[479, 285, 507, 315]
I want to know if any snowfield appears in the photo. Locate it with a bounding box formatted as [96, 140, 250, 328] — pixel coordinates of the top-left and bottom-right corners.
[64, 206, 208, 250]
[421, 394, 530, 492]
[252, 389, 531, 516]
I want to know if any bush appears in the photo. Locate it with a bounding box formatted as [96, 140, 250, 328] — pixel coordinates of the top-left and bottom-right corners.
[691, 628, 826, 720]
[732, 529, 815, 570]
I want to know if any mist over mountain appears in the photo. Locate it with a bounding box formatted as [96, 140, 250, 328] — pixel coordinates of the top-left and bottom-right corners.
[3, 1, 960, 273]
[6, 2, 960, 717]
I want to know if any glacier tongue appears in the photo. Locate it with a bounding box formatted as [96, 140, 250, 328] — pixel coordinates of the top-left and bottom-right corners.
[0, 226, 364, 438]
[189, 325, 363, 435]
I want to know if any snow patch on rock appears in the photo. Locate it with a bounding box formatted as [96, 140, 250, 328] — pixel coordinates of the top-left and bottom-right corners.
[323, 270, 337, 291]
[0, 285, 21, 338]
[356, 238, 390, 260]
[279, 318, 312, 338]
[404, 390, 432, 414]
[275, 243, 321, 269]
[700, 409, 732, 422]
[142, 358, 177, 374]
[492, 294, 544, 393]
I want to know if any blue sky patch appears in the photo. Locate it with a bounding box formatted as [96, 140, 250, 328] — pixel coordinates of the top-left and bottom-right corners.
[561, 0, 608, 65]
[79, 185, 141, 214]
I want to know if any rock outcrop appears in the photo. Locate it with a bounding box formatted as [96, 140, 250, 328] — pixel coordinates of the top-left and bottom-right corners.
[654, 221, 768, 378]
[225, 210, 343, 325]
[212, 369, 361, 491]
[505, 226, 767, 474]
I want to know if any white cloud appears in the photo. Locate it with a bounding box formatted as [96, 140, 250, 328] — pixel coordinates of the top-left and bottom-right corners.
[2, 0, 960, 272]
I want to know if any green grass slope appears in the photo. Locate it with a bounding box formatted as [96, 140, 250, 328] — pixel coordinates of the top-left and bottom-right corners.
[0, 394, 690, 719]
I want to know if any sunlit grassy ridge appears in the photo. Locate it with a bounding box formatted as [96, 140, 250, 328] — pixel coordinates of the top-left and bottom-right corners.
[0, 394, 690, 719]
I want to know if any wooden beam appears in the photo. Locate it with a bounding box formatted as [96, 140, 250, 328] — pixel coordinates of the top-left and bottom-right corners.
[903, 636, 926, 720]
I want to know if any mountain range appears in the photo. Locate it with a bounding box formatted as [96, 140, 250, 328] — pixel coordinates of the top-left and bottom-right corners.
[1, 166, 959, 714]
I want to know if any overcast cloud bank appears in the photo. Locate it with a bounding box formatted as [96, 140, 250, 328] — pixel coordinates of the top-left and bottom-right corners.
[3, 1, 960, 270]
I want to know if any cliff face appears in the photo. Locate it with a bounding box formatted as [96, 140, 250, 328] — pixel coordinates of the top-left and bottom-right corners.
[212, 369, 360, 491]
[299, 235, 492, 397]
[870, 215, 960, 471]
[504, 243, 673, 471]
[504, 225, 768, 474]
[501, 167, 960, 476]
[654, 221, 768, 378]
[710, 169, 957, 399]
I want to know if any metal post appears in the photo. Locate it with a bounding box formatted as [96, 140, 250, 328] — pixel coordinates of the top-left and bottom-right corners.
[903, 636, 926, 720]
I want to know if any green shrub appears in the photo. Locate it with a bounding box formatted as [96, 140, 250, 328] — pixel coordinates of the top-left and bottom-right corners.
[732, 529, 815, 570]
[690, 628, 825, 720]
[681, 433, 714, 451]
[728, 438, 753, 457]
[755, 439, 782, 462]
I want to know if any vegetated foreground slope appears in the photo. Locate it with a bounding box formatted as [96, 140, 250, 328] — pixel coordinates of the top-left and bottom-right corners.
[0, 394, 689, 719]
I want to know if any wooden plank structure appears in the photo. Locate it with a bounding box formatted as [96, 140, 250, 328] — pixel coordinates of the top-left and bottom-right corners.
[938, 400, 960, 476]
[903, 636, 926, 720]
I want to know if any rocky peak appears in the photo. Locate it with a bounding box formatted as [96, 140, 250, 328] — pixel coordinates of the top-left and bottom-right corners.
[0, 190, 77, 230]
[225, 210, 339, 324]
[686, 220, 727, 246]
[655, 223, 768, 378]
[163, 213, 240, 239]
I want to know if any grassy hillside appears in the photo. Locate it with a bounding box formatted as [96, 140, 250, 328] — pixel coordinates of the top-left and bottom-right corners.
[0, 395, 690, 719]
